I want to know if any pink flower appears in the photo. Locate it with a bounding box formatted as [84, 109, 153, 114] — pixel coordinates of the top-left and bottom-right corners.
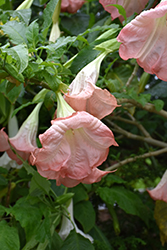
[64, 53, 118, 120]
[30, 108, 118, 188]
[147, 170, 167, 203]
[99, 0, 149, 22]
[0, 103, 42, 164]
[117, 1, 167, 81]
[61, 0, 85, 13]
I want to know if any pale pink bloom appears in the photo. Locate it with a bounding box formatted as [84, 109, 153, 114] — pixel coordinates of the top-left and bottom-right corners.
[30, 111, 118, 188]
[64, 52, 118, 120]
[0, 103, 42, 164]
[61, 0, 85, 13]
[117, 1, 167, 81]
[147, 170, 167, 203]
[99, 0, 149, 22]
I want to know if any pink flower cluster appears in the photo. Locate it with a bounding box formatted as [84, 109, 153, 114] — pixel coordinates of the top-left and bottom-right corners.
[0, 53, 118, 187]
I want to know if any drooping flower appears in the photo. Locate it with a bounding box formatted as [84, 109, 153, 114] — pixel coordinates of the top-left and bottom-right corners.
[49, 0, 61, 42]
[147, 170, 167, 203]
[0, 102, 42, 164]
[61, 0, 85, 14]
[117, 0, 167, 81]
[0, 106, 22, 170]
[30, 93, 118, 188]
[64, 52, 118, 120]
[59, 199, 94, 242]
[99, 0, 149, 22]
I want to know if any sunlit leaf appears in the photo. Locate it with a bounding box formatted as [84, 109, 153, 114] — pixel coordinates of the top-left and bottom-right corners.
[1, 20, 27, 44]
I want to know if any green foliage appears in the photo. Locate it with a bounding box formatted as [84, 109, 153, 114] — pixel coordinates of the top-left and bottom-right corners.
[0, 0, 166, 249]
[0, 220, 20, 250]
[60, 230, 95, 250]
[97, 186, 149, 226]
[74, 201, 96, 233]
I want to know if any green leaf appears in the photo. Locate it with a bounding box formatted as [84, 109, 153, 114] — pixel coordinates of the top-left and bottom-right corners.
[61, 13, 90, 36]
[60, 229, 94, 250]
[0, 220, 20, 250]
[44, 90, 56, 110]
[145, 81, 167, 98]
[42, 0, 59, 37]
[33, 88, 50, 103]
[6, 83, 24, 104]
[1, 20, 27, 45]
[29, 171, 51, 197]
[95, 38, 120, 53]
[105, 174, 127, 187]
[108, 4, 127, 22]
[69, 184, 89, 204]
[43, 36, 77, 51]
[12, 101, 34, 116]
[26, 20, 39, 48]
[42, 71, 60, 92]
[70, 41, 100, 74]
[0, 92, 10, 123]
[0, 205, 6, 217]
[152, 99, 164, 111]
[74, 201, 95, 233]
[2, 44, 28, 73]
[35, 213, 51, 244]
[97, 186, 149, 225]
[11, 197, 42, 240]
[136, 93, 151, 106]
[0, 175, 8, 186]
[11, 9, 32, 25]
[89, 225, 112, 250]
[22, 235, 38, 250]
[55, 193, 74, 205]
[4, 63, 24, 83]
[0, 0, 5, 6]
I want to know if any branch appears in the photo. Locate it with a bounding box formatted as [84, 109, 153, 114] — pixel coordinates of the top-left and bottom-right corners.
[111, 115, 151, 138]
[105, 119, 167, 148]
[106, 147, 167, 171]
[125, 63, 139, 87]
[118, 98, 167, 119]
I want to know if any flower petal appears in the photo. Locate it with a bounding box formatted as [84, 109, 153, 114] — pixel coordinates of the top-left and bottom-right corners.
[64, 80, 118, 119]
[117, 2, 167, 81]
[147, 170, 167, 203]
[99, 0, 149, 21]
[0, 128, 10, 152]
[31, 111, 118, 187]
[61, 0, 85, 13]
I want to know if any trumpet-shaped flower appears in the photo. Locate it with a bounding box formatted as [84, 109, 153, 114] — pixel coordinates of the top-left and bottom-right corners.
[64, 52, 118, 120]
[117, 0, 167, 81]
[147, 170, 167, 203]
[0, 103, 42, 164]
[49, 0, 61, 42]
[30, 93, 118, 188]
[99, 0, 149, 22]
[59, 199, 94, 242]
[0, 107, 22, 170]
[61, 0, 85, 13]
